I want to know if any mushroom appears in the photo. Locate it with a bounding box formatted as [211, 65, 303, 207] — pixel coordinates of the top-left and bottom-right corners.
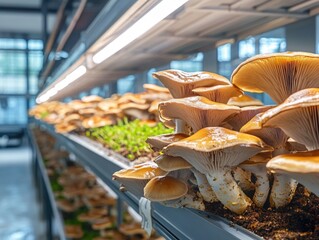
[239, 152, 272, 207]
[227, 94, 264, 107]
[192, 85, 243, 103]
[158, 96, 240, 133]
[92, 217, 114, 230]
[82, 116, 115, 129]
[55, 122, 77, 133]
[83, 197, 116, 208]
[154, 154, 217, 203]
[267, 150, 319, 197]
[146, 133, 189, 151]
[232, 52, 319, 104]
[118, 93, 146, 105]
[152, 69, 230, 98]
[240, 113, 296, 208]
[286, 138, 307, 152]
[112, 162, 166, 197]
[119, 102, 150, 120]
[64, 225, 83, 239]
[164, 127, 272, 214]
[81, 95, 104, 103]
[78, 208, 108, 222]
[144, 175, 205, 210]
[143, 83, 170, 94]
[56, 199, 79, 212]
[258, 88, 319, 151]
[119, 223, 147, 240]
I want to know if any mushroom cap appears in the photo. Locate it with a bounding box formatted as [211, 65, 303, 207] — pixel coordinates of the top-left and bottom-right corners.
[97, 100, 118, 111]
[55, 123, 77, 133]
[78, 208, 108, 222]
[240, 152, 272, 172]
[148, 100, 161, 114]
[153, 69, 230, 98]
[164, 127, 272, 174]
[258, 88, 319, 150]
[226, 105, 273, 131]
[144, 176, 188, 201]
[192, 85, 243, 103]
[81, 95, 104, 103]
[286, 138, 307, 152]
[118, 93, 146, 104]
[232, 52, 319, 103]
[92, 217, 114, 230]
[158, 96, 240, 132]
[240, 112, 288, 148]
[78, 108, 97, 116]
[119, 223, 147, 237]
[154, 154, 192, 171]
[64, 113, 82, 123]
[112, 162, 166, 180]
[82, 116, 115, 129]
[146, 133, 188, 151]
[68, 100, 94, 110]
[119, 102, 149, 110]
[267, 150, 319, 196]
[64, 225, 83, 239]
[143, 83, 170, 93]
[227, 94, 263, 107]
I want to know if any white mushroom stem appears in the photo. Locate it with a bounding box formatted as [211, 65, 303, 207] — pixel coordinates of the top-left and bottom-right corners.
[253, 171, 269, 208]
[270, 147, 298, 208]
[206, 168, 252, 214]
[191, 168, 218, 203]
[270, 174, 298, 208]
[162, 188, 205, 211]
[175, 119, 189, 134]
[233, 167, 254, 191]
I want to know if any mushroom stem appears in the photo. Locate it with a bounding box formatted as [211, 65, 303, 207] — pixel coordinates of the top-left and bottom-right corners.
[270, 147, 298, 208]
[233, 167, 254, 191]
[175, 119, 189, 134]
[191, 168, 218, 203]
[270, 173, 298, 208]
[206, 168, 252, 214]
[162, 188, 205, 211]
[252, 170, 269, 208]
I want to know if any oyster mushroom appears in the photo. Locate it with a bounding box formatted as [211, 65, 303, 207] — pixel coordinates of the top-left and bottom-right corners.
[227, 94, 263, 107]
[158, 96, 240, 133]
[81, 95, 104, 103]
[143, 83, 170, 94]
[82, 116, 115, 129]
[164, 127, 272, 214]
[112, 162, 166, 197]
[267, 150, 319, 197]
[146, 133, 189, 151]
[232, 52, 319, 104]
[153, 69, 230, 98]
[239, 152, 272, 207]
[192, 85, 243, 103]
[65, 225, 83, 239]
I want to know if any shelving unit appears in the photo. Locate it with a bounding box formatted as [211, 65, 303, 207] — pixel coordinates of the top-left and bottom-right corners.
[31, 120, 262, 240]
[28, 128, 66, 240]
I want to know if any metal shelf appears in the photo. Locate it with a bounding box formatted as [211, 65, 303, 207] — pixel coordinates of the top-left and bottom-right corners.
[36, 121, 262, 240]
[28, 127, 66, 240]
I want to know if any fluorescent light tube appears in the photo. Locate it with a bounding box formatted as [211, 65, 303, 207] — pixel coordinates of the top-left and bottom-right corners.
[92, 0, 189, 64]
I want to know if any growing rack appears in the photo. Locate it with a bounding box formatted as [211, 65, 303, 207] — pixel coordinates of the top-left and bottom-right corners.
[30, 120, 263, 240]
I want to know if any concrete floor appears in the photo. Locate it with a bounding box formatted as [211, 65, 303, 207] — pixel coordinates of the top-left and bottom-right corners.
[0, 146, 46, 240]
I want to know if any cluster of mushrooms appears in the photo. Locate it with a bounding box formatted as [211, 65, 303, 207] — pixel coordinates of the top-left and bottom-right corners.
[35, 129, 164, 240]
[29, 84, 172, 133]
[113, 51, 319, 215]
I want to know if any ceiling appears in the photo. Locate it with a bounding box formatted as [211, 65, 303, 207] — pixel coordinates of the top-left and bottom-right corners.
[8, 0, 319, 100]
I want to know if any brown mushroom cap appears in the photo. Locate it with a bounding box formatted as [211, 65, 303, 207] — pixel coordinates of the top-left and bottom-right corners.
[55, 122, 77, 133]
[153, 69, 230, 98]
[118, 93, 146, 104]
[92, 217, 114, 230]
[146, 133, 188, 151]
[97, 100, 118, 111]
[82, 116, 115, 129]
[119, 223, 147, 237]
[64, 225, 83, 239]
[144, 175, 188, 201]
[232, 52, 319, 104]
[192, 85, 243, 103]
[257, 88, 319, 150]
[143, 83, 170, 93]
[81, 95, 104, 103]
[267, 150, 319, 196]
[227, 94, 263, 107]
[158, 96, 240, 132]
[154, 154, 192, 171]
[164, 127, 272, 174]
[78, 208, 108, 222]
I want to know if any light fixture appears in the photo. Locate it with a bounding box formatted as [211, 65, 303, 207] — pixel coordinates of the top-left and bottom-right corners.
[36, 65, 87, 103]
[92, 0, 189, 64]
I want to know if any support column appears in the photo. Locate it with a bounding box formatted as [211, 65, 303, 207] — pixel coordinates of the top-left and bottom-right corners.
[285, 16, 316, 53]
[202, 49, 218, 72]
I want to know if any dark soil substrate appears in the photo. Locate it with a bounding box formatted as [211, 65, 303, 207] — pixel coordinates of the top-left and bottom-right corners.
[206, 186, 319, 239]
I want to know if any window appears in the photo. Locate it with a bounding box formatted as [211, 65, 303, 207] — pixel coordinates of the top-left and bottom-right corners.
[0, 38, 26, 49]
[259, 38, 286, 54]
[0, 97, 27, 124]
[217, 44, 231, 62]
[239, 38, 255, 58]
[170, 53, 203, 72]
[117, 75, 135, 94]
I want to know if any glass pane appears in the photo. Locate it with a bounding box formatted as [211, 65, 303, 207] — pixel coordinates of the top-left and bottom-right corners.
[91, 87, 100, 95]
[218, 62, 232, 79]
[29, 51, 43, 73]
[170, 53, 203, 72]
[259, 38, 286, 54]
[0, 38, 26, 49]
[29, 75, 38, 94]
[217, 44, 231, 62]
[0, 51, 26, 74]
[239, 38, 255, 58]
[0, 75, 26, 94]
[28, 40, 43, 50]
[0, 97, 26, 124]
[117, 75, 135, 94]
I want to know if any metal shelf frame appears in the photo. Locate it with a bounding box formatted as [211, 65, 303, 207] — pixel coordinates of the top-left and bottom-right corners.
[28, 127, 66, 240]
[34, 121, 262, 240]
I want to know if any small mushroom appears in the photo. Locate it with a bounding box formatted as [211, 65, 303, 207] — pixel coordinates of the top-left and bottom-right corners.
[77, 208, 108, 222]
[82, 116, 115, 129]
[232, 52, 319, 104]
[267, 150, 319, 197]
[158, 96, 240, 133]
[92, 217, 114, 230]
[112, 162, 166, 197]
[64, 225, 83, 239]
[164, 127, 272, 214]
[227, 94, 263, 107]
[146, 133, 189, 151]
[81, 95, 104, 103]
[239, 152, 272, 207]
[143, 83, 170, 93]
[192, 85, 243, 103]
